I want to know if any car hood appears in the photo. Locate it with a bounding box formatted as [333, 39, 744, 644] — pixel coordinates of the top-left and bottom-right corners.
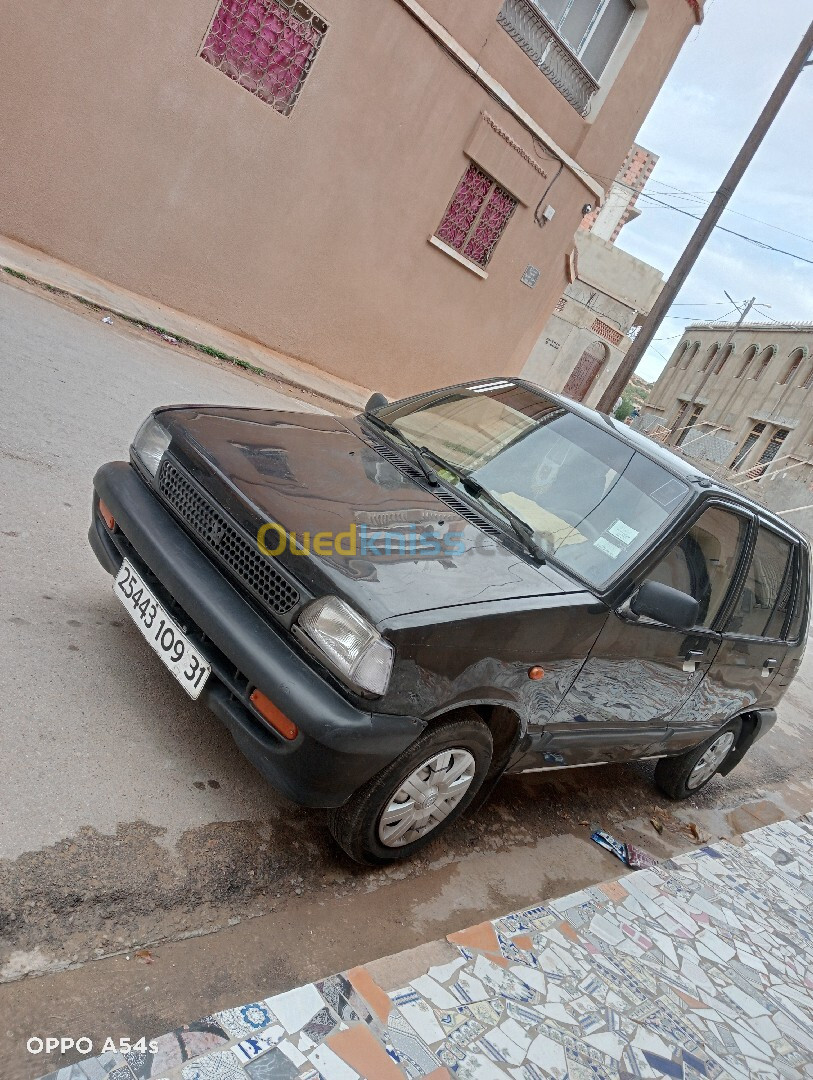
[158, 406, 582, 623]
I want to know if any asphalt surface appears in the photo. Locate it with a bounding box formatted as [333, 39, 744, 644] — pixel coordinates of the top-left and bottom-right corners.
[3, 276, 813, 1079]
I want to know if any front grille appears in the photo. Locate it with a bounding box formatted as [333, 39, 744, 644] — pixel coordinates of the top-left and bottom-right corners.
[158, 460, 300, 616]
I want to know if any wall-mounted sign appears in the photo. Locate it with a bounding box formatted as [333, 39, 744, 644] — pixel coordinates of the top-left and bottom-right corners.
[521, 264, 540, 288]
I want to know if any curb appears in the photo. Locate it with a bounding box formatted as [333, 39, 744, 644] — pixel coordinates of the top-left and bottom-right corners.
[0, 236, 370, 412]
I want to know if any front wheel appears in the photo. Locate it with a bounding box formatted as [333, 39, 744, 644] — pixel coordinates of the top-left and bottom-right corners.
[654, 718, 742, 800]
[327, 714, 493, 865]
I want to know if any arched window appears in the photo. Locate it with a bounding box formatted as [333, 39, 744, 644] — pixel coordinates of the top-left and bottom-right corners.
[714, 343, 734, 375]
[752, 346, 776, 383]
[803, 361, 813, 391]
[674, 341, 690, 368]
[781, 347, 807, 386]
[561, 340, 609, 402]
[682, 342, 701, 369]
[701, 343, 720, 372]
[736, 345, 758, 379]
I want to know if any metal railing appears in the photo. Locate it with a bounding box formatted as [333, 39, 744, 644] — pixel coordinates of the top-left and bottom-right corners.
[497, 0, 599, 117]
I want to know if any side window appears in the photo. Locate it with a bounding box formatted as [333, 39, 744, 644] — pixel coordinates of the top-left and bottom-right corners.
[727, 527, 793, 639]
[787, 548, 809, 643]
[648, 508, 749, 629]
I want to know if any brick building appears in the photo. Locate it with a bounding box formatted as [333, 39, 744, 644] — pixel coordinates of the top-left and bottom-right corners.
[580, 142, 659, 242]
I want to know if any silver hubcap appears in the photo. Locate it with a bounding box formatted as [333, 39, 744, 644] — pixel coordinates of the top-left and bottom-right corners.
[377, 748, 477, 847]
[688, 731, 735, 790]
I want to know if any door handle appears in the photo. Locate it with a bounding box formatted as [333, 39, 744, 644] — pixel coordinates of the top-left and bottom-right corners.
[682, 649, 705, 674]
[762, 658, 778, 678]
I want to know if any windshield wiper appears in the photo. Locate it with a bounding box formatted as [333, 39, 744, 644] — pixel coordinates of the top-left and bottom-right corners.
[387, 442, 547, 564]
[363, 420, 545, 563]
[362, 413, 440, 487]
[458, 474, 547, 564]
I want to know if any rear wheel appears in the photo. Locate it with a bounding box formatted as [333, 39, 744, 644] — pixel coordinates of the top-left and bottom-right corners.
[654, 718, 742, 800]
[327, 715, 493, 865]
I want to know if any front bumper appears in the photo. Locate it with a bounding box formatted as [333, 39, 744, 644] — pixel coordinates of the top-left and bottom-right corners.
[89, 461, 425, 807]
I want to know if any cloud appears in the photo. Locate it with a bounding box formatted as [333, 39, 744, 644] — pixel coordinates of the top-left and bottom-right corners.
[612, 0, 813, 381]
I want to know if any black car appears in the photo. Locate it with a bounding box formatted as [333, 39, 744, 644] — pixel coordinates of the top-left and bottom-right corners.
[89, 379, 810, 865]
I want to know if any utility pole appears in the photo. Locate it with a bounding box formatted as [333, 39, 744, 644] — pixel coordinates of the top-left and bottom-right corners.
[596, 17, 813, 414]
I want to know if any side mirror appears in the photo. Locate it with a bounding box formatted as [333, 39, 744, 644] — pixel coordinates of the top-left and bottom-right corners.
[365, 392, 389, 413]
[629, 580, 699, 629]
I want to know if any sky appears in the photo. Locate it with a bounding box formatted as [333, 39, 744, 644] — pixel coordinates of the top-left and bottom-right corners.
[613, 0, 813, 382]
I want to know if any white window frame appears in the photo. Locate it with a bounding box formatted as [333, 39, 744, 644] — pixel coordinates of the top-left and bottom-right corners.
[533, 0, 635, 77]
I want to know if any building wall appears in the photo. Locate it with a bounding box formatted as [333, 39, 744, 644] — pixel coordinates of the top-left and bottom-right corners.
[0, 0, 696, 397]
[580, 143, 658, 241]
[639, 324, 813, 480]
[521, 200, 664, 408]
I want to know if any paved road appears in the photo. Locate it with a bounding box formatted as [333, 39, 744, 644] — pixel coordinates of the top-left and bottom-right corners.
[0, 280, 322, 861]
[2, 277, 813, 1079]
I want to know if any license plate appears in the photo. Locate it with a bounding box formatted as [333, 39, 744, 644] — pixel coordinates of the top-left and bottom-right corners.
[114, 559, 211, 700]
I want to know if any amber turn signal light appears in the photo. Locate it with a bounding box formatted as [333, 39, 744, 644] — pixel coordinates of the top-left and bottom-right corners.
[99, 498, 115, 530]
[528, 666, 545, 680]
[249, 689, 299, 740]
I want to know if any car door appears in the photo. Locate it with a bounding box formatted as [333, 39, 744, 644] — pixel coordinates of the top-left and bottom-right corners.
[522, 504, 751, 768]
[667, 521, 803, 743]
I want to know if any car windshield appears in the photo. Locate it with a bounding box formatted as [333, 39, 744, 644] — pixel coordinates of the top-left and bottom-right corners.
[376, 383, 690, 588]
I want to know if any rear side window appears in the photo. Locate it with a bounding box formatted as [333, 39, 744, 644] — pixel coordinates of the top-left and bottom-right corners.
[727, 527, 794, 638]
[787, 548, 809, 643]
[648, 507, 748, 629]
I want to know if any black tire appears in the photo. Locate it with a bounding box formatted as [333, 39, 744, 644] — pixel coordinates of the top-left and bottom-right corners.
[327, 714, 493, 866]
[654, 717, 742, 801]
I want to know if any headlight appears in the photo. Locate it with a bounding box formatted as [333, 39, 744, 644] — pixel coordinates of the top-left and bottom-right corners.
[297, 596, 394, 696]
[132, 415, 171, 476]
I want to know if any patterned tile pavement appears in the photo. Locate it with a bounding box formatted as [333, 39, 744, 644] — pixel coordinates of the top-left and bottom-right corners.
[40, 815, 813, 1080]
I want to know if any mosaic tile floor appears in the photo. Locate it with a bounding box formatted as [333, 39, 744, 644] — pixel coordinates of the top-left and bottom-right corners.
[42, 815, 813, 1080]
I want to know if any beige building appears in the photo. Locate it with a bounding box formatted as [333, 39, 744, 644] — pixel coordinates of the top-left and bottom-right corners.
[638, 323, 813, 484]
[519, 143, 664, 407]
[0, 0, 701, 397]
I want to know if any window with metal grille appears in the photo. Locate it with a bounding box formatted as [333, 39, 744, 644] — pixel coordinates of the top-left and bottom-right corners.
[201, 0, 327, 116]
[435, 164, 517, 269]
[544, 0, 635, 79]
[498, 0, 633, 115]
[676, 404, 703, 446]
[755, 428, 789, 474]
[731, 423, 765, 471]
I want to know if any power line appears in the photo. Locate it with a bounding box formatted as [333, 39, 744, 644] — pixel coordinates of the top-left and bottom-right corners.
[636, 193, 813, 265]
[645, 181, 813, 245]
[592, 173, 813, 248]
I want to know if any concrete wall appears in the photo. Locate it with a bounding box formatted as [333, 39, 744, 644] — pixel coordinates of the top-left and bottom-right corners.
[0, 0, 696, 397]
[521, 231, 664, 407]
[643, 324, 813, 474]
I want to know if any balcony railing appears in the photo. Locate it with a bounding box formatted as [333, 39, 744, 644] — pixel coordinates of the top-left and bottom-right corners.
[498, 0, 599, 117]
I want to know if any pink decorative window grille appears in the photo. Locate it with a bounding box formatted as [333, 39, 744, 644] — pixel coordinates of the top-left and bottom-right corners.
[435, 164, 517, 269]
[201, 0, 328, 116]
[590, 317, 623, 347]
